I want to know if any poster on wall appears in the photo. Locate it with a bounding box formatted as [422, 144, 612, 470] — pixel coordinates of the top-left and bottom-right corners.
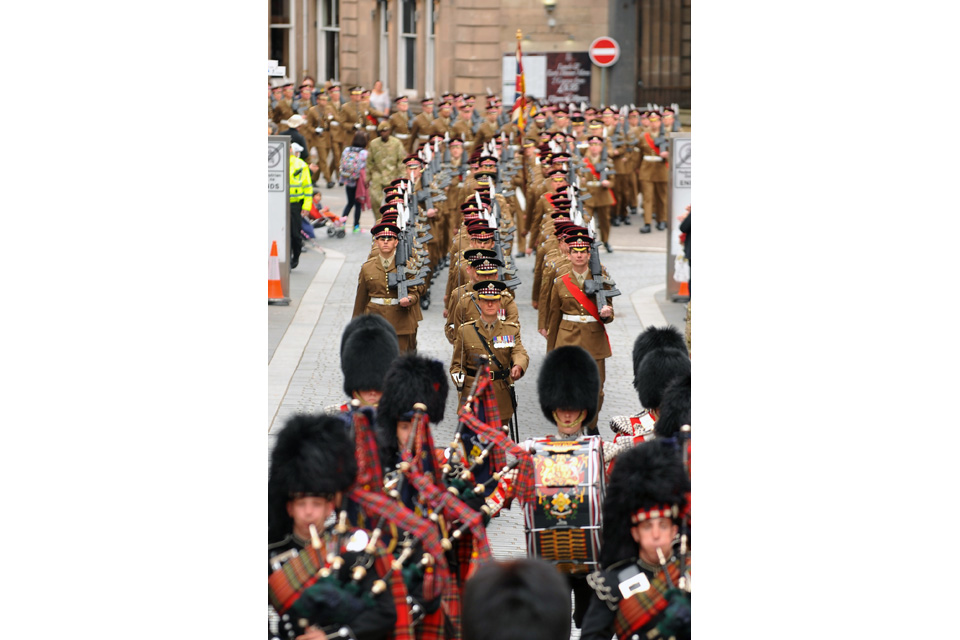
[502, 52, 592, 105]
[545, 52, 591, 104]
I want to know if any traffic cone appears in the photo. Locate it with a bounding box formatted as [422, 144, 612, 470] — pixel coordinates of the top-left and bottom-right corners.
[268, 241, 289, 305]
[678, 281, 690, 297]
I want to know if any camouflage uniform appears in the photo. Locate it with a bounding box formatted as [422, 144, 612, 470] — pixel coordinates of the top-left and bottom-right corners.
[366, 135, 407, 220]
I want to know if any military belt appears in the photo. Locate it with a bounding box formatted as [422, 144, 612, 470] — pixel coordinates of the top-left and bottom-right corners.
[642, 155, 664, 162]
[394, 133, 410, 139]
[465, 367, 509, 381]
[370, 297, 399, 306]
[562, 313, 598, 323]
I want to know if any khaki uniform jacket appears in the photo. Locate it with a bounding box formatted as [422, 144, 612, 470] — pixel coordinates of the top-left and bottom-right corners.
[451, 119, 475, 152]
[273, 100, 294, 130]
[637, 131, 669, 182]
[577, 153, 615, 208]
[389, 111, 413, 154]
[539, 254, 570, 331]
[450, 319, 528, 423]
[445, 285, 520, 344]
[428, 116, 452, 139]
[353, 255, 424, 336]
[317, 103, 342, 146]
[472, 120, 499, 154]
[338, 102, 364, 146]
[444, 251, 472, 303]
[545, 268, 615, 357]
[409, 112, 433, 153]
[305, 105, 332, 148]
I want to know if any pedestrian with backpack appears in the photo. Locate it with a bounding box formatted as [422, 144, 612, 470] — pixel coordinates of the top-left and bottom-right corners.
[340, 131, 369, 232]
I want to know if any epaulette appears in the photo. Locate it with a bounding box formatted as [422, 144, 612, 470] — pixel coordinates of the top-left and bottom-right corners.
[503, 321, 520, 328]
[463, 319, 478, 326]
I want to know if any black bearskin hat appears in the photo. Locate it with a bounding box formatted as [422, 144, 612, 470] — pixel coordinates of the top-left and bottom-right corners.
[375, 353, 449, 454]
[268, 413, 358, 542]
[655, 373, 691, 438]
[635, 347, 690, 410]
[600, 439, 689, 567]
[537, 346, 600, 425]
[340, 315, 400, 396]
[631, 326, 688, 377]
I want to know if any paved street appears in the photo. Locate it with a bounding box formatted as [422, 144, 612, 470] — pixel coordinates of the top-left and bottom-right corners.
[268, 184, 687, 636]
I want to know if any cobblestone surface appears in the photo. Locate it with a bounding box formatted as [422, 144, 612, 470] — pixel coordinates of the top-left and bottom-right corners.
[268, 197, 685, 637]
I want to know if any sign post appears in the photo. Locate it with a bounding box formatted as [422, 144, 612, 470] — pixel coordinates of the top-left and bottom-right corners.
[665, 132, 691, 301]
[589, 37, 619, 105]
[268, 136, 290, 302]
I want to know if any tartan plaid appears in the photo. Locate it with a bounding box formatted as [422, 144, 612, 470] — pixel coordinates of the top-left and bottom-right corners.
[441, 586, 462, 640]
[418, 605, 449, 640]
[411, 408, 442, 486]
[350, 407, 383, 489]
[268, 543, 326, 614]
[348, 487, 453, 603]
[457, 374, 535, 506]
[613, 557, 687, 638]
[375, 549, 415, 640]
[401, 464, 492, 565]
[472, 375, 504, 473]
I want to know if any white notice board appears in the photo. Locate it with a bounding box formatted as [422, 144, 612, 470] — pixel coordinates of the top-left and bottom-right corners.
[268, 136, 290, 294]
[666, 132, 691, 301]
[502, 54, 547, 103]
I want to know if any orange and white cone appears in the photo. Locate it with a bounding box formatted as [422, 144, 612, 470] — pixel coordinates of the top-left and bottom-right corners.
[268, 241, 289, 304]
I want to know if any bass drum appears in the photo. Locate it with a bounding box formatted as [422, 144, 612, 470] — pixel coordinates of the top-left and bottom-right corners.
[523, 436, 605, 574]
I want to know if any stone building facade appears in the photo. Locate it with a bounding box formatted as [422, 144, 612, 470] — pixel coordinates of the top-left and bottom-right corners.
[269, 0, 689, 108]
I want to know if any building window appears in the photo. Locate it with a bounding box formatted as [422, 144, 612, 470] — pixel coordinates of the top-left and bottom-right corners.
[425, 0, 435, 96]
[399, 0, 417, 92]
[270, 0, 295, 81]
[379, 0, 390, 93]
[319, 0, 340, 82]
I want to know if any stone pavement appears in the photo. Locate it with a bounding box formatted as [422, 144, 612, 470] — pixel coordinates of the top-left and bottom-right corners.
[267, 184, 688, 636]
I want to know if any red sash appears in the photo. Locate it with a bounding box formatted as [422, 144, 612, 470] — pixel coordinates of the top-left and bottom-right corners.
[561, 273, 611, 352]
[582, 156, 616, 205]
[644, 132, 668, 169]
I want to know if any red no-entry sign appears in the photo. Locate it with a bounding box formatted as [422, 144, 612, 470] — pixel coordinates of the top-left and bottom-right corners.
[589, 37, 620, 67]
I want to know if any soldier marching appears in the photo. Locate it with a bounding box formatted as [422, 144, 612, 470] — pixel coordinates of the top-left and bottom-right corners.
[271, 70, 690, 638]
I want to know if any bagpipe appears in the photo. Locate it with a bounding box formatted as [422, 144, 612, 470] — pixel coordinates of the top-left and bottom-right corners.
[343, 402, 456, 622]
[266, 402, 461, 639]
[268, 519, 387, 640]
[443, 362, 535, 512]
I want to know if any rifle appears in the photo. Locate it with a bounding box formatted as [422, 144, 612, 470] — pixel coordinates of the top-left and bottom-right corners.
[584, 218, 621, 309]
[387, 198, 426, 300]
[483, 197, 521, 290]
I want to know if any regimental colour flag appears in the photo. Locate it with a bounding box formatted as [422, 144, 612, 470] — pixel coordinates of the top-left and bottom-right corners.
[512, 32, 526, 131]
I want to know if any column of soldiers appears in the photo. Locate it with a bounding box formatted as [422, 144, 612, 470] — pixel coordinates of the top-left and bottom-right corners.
[271, 84, 690, 639]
